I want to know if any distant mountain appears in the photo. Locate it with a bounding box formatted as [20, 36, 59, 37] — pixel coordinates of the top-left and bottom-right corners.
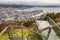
[0, 3, 60, 8]
[0, 4, 34, 8]
[36, 5, 60, 7]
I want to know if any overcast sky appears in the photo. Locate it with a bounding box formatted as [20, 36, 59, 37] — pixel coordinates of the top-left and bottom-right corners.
[0, 0, 60, 5]
[0, 0, 60, 3]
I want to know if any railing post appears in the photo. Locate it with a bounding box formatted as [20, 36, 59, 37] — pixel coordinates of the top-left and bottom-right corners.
[21, 23, 24, 40]
[7, 26, 13, 40]
[45, 28, 51, 40]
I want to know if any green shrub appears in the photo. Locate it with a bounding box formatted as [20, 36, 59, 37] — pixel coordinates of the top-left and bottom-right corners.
[23, 20, 34, 27]
[28, 33, 45, 40]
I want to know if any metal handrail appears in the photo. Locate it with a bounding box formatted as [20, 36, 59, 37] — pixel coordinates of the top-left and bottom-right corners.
[47, 16, 60, 29]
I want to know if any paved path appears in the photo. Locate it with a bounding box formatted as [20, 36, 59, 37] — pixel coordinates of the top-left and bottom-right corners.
[42, 29, 60, 40]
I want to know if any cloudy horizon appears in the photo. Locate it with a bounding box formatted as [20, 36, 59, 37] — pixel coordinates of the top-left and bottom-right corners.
[0, 0, 60, 3]
[0, 0, 60, 5]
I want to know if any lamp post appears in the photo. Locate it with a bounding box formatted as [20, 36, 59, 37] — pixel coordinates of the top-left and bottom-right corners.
[21, 9, 24, 40]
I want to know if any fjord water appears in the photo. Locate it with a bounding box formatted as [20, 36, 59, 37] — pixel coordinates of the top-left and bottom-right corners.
[25, 7, 60, 13]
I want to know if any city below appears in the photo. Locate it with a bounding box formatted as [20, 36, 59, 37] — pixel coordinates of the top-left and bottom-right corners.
[0, 5, 60, 40]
